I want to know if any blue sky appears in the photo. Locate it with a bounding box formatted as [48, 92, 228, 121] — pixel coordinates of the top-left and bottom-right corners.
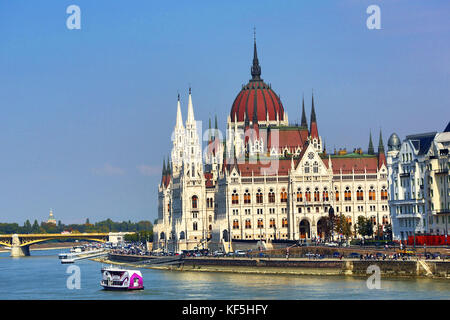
[0, 0, 448, 224]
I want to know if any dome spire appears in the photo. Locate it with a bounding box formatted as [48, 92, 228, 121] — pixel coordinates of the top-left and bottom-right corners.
[251, 28, 261, 81]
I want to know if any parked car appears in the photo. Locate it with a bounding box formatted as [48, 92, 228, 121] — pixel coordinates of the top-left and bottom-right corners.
[332, 252, 340, 258]
[213, 251, 224, 257]
[325, 242, 338, 247]
[234, 250, 247, 257]
[348, 252, 360, 259]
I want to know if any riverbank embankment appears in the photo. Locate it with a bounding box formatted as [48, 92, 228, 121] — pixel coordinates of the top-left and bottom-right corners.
[94, 254, 450, 279]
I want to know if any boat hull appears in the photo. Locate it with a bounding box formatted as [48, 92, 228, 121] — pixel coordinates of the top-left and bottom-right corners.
[101, 285, 144, 291]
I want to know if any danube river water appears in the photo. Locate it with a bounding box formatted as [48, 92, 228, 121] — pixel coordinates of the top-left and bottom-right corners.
[0, 249, 449, 300]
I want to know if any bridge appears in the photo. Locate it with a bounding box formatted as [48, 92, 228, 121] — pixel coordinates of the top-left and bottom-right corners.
[0, 233, 109, 257]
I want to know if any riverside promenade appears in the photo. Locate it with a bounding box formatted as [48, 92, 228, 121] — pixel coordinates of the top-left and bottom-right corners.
[98, 252, 450, 279]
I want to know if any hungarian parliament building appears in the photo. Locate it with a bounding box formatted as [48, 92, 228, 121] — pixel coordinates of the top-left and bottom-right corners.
[153, 40, 390, 252]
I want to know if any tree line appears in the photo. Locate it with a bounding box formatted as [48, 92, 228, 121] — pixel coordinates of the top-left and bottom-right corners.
[318, 212, 392, 242]
[0, 218, 153, 235]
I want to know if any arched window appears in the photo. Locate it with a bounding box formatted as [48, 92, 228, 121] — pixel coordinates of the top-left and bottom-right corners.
[256, 189, 263, 204]
[233, 219, 239, 229]
[314, 188, 320, 202]
[160, 232, 165, 240]
[335, 189, 340, 201]
[245, 219, 251, 229]
[297, 188, 303, 202]
[313, 161, 319, 173]
[244, 189, 251, 204]
[357, 186, 364, 201]
[232, 190, 239, 204]
[369, 186, 376, 201]
[344, 187, 352, 201]
[269, 218, 276, 228]
[347, 216, 352, 226]
[280, 188, 287, 203]
[192, 195, 198, 208]
[282, 218, 288, 228]
[381, 186, 388, 200]
[371, 216, 376, 225]
[382, 215, 389, 225]
[193, 222, 198, 231]
[305, 188, 311, 202]
[268, 189, 275, 203]
[304, 161, 310, 174]
[323, 188, 329, 201]
[179, 231, 185, 240]
[257, 218, 264, 228]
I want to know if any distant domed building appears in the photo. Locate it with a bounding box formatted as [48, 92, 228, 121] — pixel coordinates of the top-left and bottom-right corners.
[153, 37, 390, 252]
[47, 209, 56, 225]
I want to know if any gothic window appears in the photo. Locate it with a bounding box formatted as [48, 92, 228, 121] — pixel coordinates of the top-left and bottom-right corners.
[282, 218, 288, 228]
[357, 186, 364, 201]
[232, 190, 239, 205]
[209, 215, 212, 223]
[323, 188, 329, 201]
[179, 231, 185, 240]
[192, 195, 198, 209]
[244, 190, 251, 204]
[344, 187, 352, 201]
[256, 189, 263, 204]
[193, 222, 198, 231]
[297, 188, 303, 202]
[369, 186, 376, 201]
[314, 188, 320, 202]
[280, 188, 287, 203]
[257, 219, 264, 229]
[371, 216, 376, 226]
[381, 186, 388, 200]
[347, 216, 352, 226]
[269, 218, 276, 228]
[304, 161, 310, 174]
[233, 219, 239, 229]
[313, 161, 319, 173]
[268, 190, 275, 203]
[245, 219, 251, 229]
[305, 188, 311, 202]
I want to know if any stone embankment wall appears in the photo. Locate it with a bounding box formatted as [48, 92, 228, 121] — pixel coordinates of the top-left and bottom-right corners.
[106, 254, 450, 279]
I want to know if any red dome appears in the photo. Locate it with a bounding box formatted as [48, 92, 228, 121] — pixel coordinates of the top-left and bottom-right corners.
[230, 80, 284, 123]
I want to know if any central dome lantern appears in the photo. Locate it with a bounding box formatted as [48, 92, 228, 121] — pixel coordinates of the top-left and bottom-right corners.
[230, 38, 285, 124]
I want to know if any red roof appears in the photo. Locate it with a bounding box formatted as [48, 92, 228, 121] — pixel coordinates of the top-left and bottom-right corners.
[230, 80, 284, 122]
[323, 156, 379, 174]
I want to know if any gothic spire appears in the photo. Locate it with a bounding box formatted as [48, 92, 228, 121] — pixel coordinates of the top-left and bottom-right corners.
[251, 28, 261, 81]
[301, 95, 308, 128]
[186, 87, 195, 124]
[175, 93, 184, 129]
[309, 92, 319, 139]
[368, 131, 374, 155]
[378, 129, 385, 153]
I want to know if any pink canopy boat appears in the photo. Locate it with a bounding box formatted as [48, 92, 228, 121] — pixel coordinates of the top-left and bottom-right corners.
[100, 265, 144, 291]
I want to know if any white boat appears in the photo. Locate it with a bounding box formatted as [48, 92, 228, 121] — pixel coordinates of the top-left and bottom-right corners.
[61, 258, 75, 264]
[100, 265, 144, 291]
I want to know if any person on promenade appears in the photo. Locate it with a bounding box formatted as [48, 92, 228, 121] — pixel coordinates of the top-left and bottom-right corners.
[286, 247, 290, 259]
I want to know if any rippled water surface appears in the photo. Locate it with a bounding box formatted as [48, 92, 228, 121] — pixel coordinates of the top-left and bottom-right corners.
[0, 249, 449, 300]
